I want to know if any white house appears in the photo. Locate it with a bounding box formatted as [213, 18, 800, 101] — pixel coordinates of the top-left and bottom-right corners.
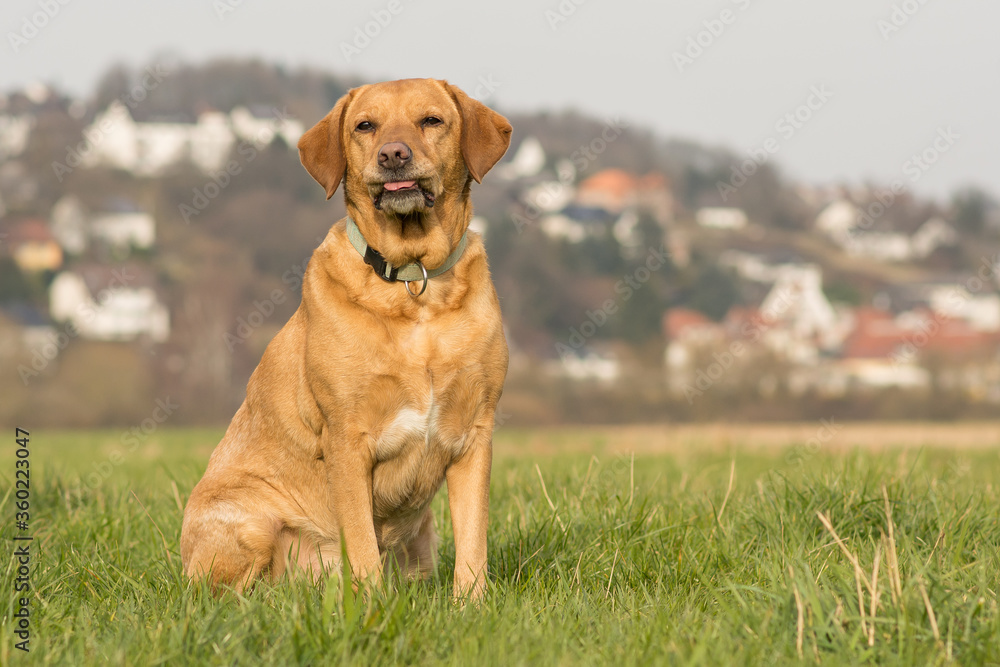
[522, 180, 575, 214]
[845, 231, 913, 262]
[911, 217, 957, 258]
[719, 250, 787, 283]
[496, 136, 545, 180]
[549, 350, 621, 383]
[89, 200, 155, 252]
[540, 214, 588, 243]
[814, 199, 859, 239]
[81, 102, 232, 175]
[80, 102, 302, 176]
[0, 113, 34, 159]
[612, 209, 642, 249]
[49, 265, 169, 342]
[759, 264, 842, 354]
[50, 195, 88, 255]
[696, 207, 747, 230]
[821, 358, 930, 392]
[229, 105, 304, 148]
[927, 285, 1000, 332]
[50, 195, 156, 254]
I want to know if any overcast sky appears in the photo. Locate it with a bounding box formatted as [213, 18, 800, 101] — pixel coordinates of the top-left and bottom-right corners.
[3, 0, 998, 200]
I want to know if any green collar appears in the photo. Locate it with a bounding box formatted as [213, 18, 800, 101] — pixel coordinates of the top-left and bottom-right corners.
[346, 216, 468, 284]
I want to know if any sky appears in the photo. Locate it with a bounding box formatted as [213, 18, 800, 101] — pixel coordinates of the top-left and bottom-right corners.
[2, 0, 998, 200]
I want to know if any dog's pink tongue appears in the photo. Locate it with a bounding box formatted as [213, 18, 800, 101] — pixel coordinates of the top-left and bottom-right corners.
[384, 181, 417, 191]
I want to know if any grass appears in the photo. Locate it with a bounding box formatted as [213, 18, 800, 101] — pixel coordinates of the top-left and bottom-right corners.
[2, 425, 999, 665]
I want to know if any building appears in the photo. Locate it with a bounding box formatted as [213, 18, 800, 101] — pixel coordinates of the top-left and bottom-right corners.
[496, 136, 545, 180]
[910, 217, 957, 258]
[575, 169, 674, 223]
[49, 264, 169, 342]
[814, 199, 859, 239]
[5, 219, 63, 272]
[89, 198, 156, 252]
[696, 207, 748, 230]
[0, 113, 34, 160]
[50, 195, 156, 255]
[80, 101, 303, 176]
[50, 195, 88, 255]
[576, 168, 639, 214]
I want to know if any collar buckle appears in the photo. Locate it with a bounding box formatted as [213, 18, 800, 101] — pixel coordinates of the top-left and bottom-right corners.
[363, 245, 398, 282]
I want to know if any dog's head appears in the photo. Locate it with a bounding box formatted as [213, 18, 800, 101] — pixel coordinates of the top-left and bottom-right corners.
[299, 78, 511, 268]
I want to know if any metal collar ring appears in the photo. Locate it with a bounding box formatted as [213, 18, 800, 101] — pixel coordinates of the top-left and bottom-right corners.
[404, 262, 429, 297]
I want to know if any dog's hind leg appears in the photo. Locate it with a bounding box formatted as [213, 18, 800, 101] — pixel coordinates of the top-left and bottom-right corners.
[180, 500, 278, 594]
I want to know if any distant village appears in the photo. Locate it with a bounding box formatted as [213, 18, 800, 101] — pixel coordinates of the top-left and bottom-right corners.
[1, 85, 305, 384]
[2, 78, 1000, 422]
[493, 134, 1000, 401]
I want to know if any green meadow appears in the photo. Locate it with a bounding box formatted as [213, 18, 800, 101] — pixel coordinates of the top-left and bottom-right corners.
[2, 426, 999, 665]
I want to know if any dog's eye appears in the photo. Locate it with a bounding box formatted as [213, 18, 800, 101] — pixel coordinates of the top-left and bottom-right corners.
[355, 120, 374, 132]
[422, 116, 443, 128]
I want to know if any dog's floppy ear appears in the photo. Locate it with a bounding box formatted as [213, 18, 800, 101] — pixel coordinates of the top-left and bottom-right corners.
[446, 83, 512, 184]
[298, 90, 354, 199]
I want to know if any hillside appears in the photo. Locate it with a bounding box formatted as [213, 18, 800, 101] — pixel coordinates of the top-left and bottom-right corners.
[1, 58, 999, 426]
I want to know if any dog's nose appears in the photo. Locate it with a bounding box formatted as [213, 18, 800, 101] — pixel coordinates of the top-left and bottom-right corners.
[378, 142, 412, 169]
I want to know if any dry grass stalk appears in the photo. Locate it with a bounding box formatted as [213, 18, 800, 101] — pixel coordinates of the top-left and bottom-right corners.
[868, 543, 882, 646]
[917, 578, 941, 642]
[882, 487, 904, 606]
[790, 566, 805, 659]
[816, 512, 873, 593]
[535, 464, 566, 532]
[716, 459, 736, 525]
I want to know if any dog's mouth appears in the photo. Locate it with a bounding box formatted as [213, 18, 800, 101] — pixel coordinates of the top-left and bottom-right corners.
[382, 180, 419, 193]
[373, 179, 437, 210]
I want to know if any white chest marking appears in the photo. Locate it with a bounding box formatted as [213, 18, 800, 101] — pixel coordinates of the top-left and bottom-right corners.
[375, 385, 437, 460]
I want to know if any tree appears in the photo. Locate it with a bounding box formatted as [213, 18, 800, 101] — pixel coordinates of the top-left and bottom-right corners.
[952, 187, 994, 237]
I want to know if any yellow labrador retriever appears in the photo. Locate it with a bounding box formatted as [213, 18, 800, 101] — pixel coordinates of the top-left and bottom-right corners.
[180, 79, 512, 600]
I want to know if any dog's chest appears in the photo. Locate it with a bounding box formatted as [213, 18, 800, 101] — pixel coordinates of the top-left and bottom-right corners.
[376, 403, 438, 460]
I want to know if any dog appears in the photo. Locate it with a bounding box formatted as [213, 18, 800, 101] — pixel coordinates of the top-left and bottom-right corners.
[180, 78, 512, 600]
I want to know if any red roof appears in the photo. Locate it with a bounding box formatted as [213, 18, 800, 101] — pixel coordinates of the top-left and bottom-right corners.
[7, 219, 55, 245]
[842, 308, 1000, 359]
[637, 172, 670, 191]
[578, 169, 638, 198]
[663, 308, 715, 339]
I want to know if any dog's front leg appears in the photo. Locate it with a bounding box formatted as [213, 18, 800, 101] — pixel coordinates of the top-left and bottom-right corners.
[326, 435, 382, 589]
[445, 425, 493, 601]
